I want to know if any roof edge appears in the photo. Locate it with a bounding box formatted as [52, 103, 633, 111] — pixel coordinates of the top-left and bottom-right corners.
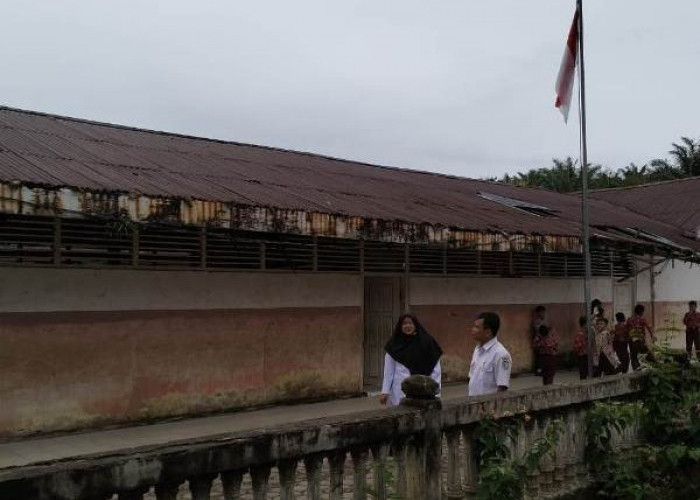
[0, 104, 525, 190]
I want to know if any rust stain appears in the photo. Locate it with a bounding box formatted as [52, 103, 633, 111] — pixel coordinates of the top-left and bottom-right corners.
[0, 181, 591, 252]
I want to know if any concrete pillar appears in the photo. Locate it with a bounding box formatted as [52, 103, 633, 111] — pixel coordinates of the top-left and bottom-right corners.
[524, 417, 541, 500]
[154, 483, 180, 500]
[118, 489, 149, 500]
[461, 425, 479, 500]
[278, 460, 297, 500]
[371, 444, 390, 500]
[553, 412, 567, 496]
[562, 412, 579, 495]
[392, 439, 408, 498]
[445, 428, 463, 499]
[221, 470, 244, 499]
[189, 475, 216, 500]
[574, 407, 590, 490]
[328, 452, 346, 500]
[536, 414, 554, 499]
[304, 455, 323, 500]
[351, 448, 369, 500]
[250, 465, 271, 500]
[400, 374, 442, 500]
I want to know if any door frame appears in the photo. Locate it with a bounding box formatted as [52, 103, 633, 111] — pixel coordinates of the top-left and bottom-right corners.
[362, 275, 406, 393]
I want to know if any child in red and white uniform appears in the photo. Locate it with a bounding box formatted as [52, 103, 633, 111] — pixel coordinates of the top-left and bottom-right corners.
[683, 300, 700, 359]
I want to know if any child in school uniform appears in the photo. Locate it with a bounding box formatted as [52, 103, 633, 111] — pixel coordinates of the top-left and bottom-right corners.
[627, 304, 656, 370]
[573, 316, 589, 380]
[613, 312, 631, 374]
[594, 317, 620, 377]
[534, 324, 559, 385]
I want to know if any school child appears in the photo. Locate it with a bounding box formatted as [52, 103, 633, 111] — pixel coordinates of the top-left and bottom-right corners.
[613, 312, 631, 373]
[534, 324, 559, 385]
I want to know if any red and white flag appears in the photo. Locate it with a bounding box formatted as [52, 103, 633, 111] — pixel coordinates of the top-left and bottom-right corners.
[555, 9, 580, 123]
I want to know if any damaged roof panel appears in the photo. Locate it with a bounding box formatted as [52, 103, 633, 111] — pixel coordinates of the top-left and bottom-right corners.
[0, 106, 697, 254]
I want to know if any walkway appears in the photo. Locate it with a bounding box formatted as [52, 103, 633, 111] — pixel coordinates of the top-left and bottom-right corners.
[0, 370, 581, 470]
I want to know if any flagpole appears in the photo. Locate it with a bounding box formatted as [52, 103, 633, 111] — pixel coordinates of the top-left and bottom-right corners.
[576, 0, 594, 378]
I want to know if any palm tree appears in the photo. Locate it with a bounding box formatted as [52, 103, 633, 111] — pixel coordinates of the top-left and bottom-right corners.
[648, 158, 682, 182]
[669, 137, 700, 177]
[617, 163, 648, 186]
[495, 136, 699, 190]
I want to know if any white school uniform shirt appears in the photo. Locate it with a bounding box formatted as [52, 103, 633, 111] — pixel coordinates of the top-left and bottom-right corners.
[381, 353, 442, 406]
[468, 336, 512, 397]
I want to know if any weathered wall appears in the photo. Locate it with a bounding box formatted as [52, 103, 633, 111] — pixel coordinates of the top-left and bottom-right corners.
[0, 268, 361, 312]
[410, 276, 615, 378]
[0, 269, 363, 437]
[644, 259, 700, 349]
[4, 256, 698, 437]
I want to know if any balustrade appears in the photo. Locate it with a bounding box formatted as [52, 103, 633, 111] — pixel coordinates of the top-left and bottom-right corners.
[0, 373, 646, 500]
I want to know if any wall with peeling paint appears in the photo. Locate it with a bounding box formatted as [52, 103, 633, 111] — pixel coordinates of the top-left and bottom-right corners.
[642, 259, 700, 348]
[2, 258, 697, 436]
[409, 276, 614, 377]
[0, 269, 363, 437]
[0, 307, 363, 437]
[410, 261, 700, 378]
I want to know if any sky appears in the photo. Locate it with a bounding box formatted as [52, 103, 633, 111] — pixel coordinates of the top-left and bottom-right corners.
[0, 1, 698, 179]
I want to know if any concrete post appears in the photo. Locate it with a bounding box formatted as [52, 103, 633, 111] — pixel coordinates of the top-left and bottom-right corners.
[462, 425, 479, 500]
[400, 374, 442, 500]
[445, 428, 463, 499]
[328, 452, 346, 500]
[221, 470, 244, 499]
[189, 475, 215, 500]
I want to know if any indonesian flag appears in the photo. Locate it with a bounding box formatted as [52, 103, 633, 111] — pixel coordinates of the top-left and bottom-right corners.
[555, 9, 580, 123]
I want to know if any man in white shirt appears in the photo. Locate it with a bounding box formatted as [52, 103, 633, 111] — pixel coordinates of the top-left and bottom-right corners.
[468, 312, 512, 397]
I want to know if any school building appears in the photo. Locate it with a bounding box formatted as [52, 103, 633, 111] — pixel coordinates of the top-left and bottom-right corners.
[1, 107, 698, 437]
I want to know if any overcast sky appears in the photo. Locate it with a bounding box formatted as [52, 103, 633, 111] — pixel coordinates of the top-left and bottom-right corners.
[1, 1, 698, 178]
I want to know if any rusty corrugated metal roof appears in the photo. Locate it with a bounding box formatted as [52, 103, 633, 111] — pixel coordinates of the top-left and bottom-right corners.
[0, 106, 697, 253]
[591, 177, 700, 240]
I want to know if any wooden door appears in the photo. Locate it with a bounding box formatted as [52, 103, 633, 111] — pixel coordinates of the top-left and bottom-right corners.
[363, 277, 403, 391]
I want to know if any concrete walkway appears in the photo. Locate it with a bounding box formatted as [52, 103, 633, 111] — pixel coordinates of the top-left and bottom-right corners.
[0, 370, 582, 470]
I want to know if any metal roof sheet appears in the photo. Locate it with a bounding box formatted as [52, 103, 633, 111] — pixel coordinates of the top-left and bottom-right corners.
[0, 106, 696, 252]
[590, 177, 700, 237]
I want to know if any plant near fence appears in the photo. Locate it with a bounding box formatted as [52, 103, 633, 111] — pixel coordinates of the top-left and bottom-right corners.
[366, 459, 403, 500]
[585, 346, 700, 500]
[474, 413, 562, 500]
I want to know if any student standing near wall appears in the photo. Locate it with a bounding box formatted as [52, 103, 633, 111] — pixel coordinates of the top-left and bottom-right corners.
[531, 305, 548, 376]
[628, 304, 656, 371]
[534, 324, 559, 385]
[593, 317, 620, 377]
[573, 316, 589, 380]
[613, 312, 631, 374]
[684, 301, 700, 359]
[379, 314, 443, 407]
[468, 312, 512, 397]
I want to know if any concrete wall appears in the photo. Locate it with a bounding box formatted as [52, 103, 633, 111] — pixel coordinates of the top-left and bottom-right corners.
[410, 276, 614, 377]
[645, 259, 700, 349]
[3, 256, 698, 437]
[0, 268, 363, 437]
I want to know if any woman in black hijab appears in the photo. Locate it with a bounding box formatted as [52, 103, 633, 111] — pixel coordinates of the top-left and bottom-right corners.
[379, 313, 443, 406]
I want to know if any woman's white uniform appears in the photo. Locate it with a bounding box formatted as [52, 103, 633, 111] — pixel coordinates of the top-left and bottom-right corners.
[381, 353, 442, 406]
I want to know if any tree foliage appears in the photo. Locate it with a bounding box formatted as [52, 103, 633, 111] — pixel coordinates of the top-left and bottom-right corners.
[497, 137, 700, 192]
[586, 347, 700, 500]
